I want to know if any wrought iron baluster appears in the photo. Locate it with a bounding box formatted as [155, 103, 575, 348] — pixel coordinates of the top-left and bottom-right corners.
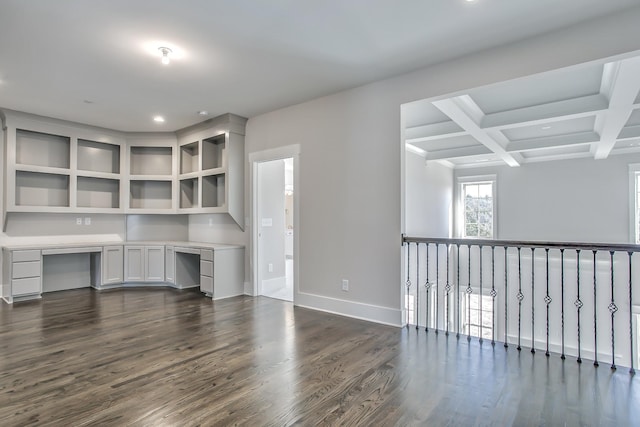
[593, 250, 599, 367]
[435, 244, 440, 334]
[575, 249, 583, 363]
[504, 247, 509, 348]
[531, 247, 536, 354]
[425, 243, 430, 332]
[561, 248, 565, 360]
[545, 248, 551, 357]
[467, 244, 472, 342]
[445, 244, 451, 336]
[609, 251, 617, 370]
[479, 245, 484, 344]
[456, 244, 461, 339]
[406, 242, 411, 328]
[517, 247, 523, 351]
[491, 246, 496, 346]
[416, 244, 420, 330]
[628, 252, 635, 375]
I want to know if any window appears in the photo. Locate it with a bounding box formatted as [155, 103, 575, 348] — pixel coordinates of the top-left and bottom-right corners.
[461, 293, 494, 340]
[460, 179, 495, 238]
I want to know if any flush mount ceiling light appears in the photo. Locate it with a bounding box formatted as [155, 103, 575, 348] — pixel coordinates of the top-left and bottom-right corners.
[158, 47, 172, 65]
[153, 116, 165, 123]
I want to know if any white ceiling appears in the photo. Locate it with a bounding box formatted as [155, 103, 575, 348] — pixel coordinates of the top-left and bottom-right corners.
[1, 0, 639, 131]
[404, 55, 640, 168]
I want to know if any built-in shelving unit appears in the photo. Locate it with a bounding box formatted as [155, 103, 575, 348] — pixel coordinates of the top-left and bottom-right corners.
[1, 110, 245, 227]
[125, 136, 177, 214]
[176, 114, 246, 227]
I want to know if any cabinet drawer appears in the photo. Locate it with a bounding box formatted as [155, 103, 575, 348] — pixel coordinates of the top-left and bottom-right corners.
[200, 260, 213, 277]
[12, 277, 41, 296]
[200, 249, 213, 261]
[12, 261, 41, 279]
[200, 275, 213, 293]
[12, 250, 41, 262]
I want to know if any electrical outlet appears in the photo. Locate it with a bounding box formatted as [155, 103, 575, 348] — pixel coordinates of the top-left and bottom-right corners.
[84, 217, 91, 225]
[76, 217, 82, 225]
[268, 263, 273, 273]
[342, 279, 349, 291]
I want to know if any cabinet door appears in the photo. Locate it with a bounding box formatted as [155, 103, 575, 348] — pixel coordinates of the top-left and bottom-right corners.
[103, 246, 124, 285]
[165, 246, 175, 284]
[145, 246, 165, 282]
[124, 246, 145, 282]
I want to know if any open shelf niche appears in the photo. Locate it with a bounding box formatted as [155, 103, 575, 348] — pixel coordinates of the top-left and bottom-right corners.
[77, 139, 120, 174]
[180, 178, 199, 209]
[77, 176, 120, 209]
[16, 129, 70, 169]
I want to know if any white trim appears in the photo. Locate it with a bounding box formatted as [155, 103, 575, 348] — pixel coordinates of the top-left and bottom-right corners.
[249, 144, 301, 302]
[296, 291, 403, 327]
[628, 163, 640, 243]
[455, 174, 497, 239]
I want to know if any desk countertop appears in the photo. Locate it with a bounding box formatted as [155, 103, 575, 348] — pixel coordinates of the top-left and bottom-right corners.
[3, 241, 244, 252]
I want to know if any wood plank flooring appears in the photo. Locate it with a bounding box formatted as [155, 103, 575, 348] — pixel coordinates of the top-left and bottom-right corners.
[1, 288, 639, 426]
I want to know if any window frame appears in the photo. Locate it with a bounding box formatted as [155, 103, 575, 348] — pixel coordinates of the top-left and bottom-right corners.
[456, 175, 497, 239]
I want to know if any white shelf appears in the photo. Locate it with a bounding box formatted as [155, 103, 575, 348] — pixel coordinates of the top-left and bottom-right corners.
[179, 178, 199, 209]
[202, 134, 225, 170]
[15, 171, 70, 207]
[202, 173, 226, 208]
[130, 146, 173, 175]
[77, 139, 120, 174]
[2, 110, 245, 224]
[77, 176, 120, 209]
[180, 142, 199, 174]
[129, 180, 173, 210]
[16, 129, 70, 169]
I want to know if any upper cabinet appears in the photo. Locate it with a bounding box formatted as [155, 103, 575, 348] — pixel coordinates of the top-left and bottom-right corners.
[125, 134, 178, 214]
[1, 110, 246, 228]
[2, 110, 125, 216]
[175, 114, 246, 228]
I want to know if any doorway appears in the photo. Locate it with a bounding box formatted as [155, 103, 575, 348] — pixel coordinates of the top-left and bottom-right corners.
[251, 145, 299, 302]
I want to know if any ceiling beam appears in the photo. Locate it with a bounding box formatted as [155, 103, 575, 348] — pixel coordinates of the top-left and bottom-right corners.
[506, 131, 599, 152]
[481, 94, 608, 130]
[404, 121, 466, 143]
[433, 95, 521, 167]
[593, 57, 640, 159]
[425, 144, 492, 161]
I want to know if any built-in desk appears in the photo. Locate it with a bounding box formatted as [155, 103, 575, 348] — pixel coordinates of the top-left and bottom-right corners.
[2, 241, 244, 304]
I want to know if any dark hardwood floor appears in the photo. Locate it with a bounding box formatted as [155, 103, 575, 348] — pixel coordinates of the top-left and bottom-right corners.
[1, 288, 639, 426]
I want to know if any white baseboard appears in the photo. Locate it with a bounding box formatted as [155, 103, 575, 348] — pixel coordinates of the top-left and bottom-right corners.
[295, 291, 403, 327]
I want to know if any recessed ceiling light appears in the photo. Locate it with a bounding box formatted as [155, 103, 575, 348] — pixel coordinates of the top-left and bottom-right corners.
[542, 125, 552, 130]
[153, 116, 165, 123]
[158, 47, 172, 65]
[197, 110, 209, 116]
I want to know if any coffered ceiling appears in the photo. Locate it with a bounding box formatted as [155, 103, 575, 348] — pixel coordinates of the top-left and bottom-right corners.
[404, 56, 640, 168]
[1, 0, 639, 131]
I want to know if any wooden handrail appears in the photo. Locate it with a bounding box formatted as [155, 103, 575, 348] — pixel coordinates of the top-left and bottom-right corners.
[402, 235, 640, 253]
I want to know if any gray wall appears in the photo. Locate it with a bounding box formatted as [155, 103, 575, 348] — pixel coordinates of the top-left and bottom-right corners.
[405, 152, 453, 238]
[232, 8, 640, 325]
[455, 153, 640, 244]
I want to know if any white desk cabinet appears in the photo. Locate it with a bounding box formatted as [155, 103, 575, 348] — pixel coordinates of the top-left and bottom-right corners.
[102, 246, 124, 285]
[2, 242, 243, 304]
[2, 249, 42, 303]
[165, 245, 175, 284]
[124, 245, 165, 282]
